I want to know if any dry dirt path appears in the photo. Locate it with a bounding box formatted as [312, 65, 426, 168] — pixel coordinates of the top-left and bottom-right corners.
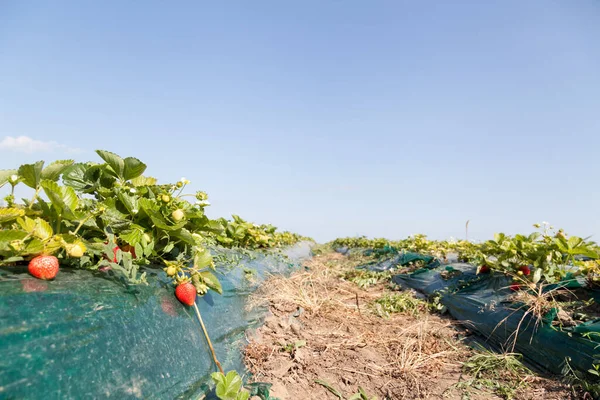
[243, 251, 573, 400]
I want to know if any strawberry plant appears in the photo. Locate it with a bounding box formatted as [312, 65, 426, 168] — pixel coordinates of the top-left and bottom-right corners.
[1, 150, 311, 397]
[1, 150, 309, 288]
[480, 224, 598, 284]
[0, 151, 225, 291]
[216, 214, 310, 249]
[211, 371, 250, 400]
[371, 292, 429, 318]
[342, 269, 392, 289]
[331, 235, 480, 262]
[331, 222, 599, 288]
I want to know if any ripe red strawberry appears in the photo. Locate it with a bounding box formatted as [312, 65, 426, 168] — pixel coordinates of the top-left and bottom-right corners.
[175, 282, 196, 306]
[112, 246, 120, 262]
[479, 265, 490, 274]
[28, 255, 59, 280]
[518, 265, 530, 276]
[509, 283, 521, 291]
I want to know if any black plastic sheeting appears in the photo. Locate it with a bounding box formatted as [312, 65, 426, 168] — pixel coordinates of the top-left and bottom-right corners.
[391, 261, 600, 377]
[0, 242, 313, 400]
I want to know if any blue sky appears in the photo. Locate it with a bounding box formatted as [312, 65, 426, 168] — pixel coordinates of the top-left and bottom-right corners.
[1, 1, 599, 243]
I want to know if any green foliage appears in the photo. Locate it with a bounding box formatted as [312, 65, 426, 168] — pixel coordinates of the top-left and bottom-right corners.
[331, 222, 600, 287]
[279, 340, 306, 355]
[211, 371, 250, 400]
[216, 214, 312, 249]
[331, 235, 475, 261]
[455, 347, 530, 400]
[331, 236, 391, 250]
[0, 151, 309, 296]
[561, 357, 600, 399]
[477, 223, 599, 284]
[342, 269, 391, 289]
[371, 292, 429, 318]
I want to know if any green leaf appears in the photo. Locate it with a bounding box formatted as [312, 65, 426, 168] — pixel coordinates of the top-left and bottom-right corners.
[572, 247, 599, 259]
[33, 218, 53, 240]
[62, 163, 93, 191]
[199, 271, 222, 294]
[41, 160, 75, 181]
[236, 392, 250, 400]
[130, 175, 157, 187]
[17, 216, 36, 233]
[99, 198, 130, 228]
[138, 198, 158, 213]
[314, 380, 343, 399]
[568, 236, 583, 250]
[0, 208, 25, 223]
[116, 191, 139, 215]
[162, 242, 175, 254]
[119, 225, 144, 246]
[96, 150, 125, 180]
[40, 180, 78, 218]
[0, 169, 18, 187]
[0, 230, 28, 243]
[134, 243, 144, 259]
[0, 256, 24, 265]
[554, 238, 568, 253]
[171, 228, 195, 246]
[212, 371, 244, 400]
[196, 219, 225, 234]
[18, 161, 45, 189]
[123, 157, 147, 181]
[149, 211, 186, 231]
[211, 371, 226, 387]
[22, 239, 44, 255]
[532, 268, 542, 284]
[194, 248, 213, 269]
[62, 186, 78, 211]
[143, 240, 153, 257]
[16, 217, 53, 243]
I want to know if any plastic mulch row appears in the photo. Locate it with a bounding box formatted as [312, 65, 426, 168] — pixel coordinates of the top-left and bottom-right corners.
[389, 260, 600, 377]
[0, 242, 313, 399]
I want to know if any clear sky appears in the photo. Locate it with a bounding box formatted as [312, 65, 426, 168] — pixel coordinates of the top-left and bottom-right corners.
[1, 1, 599, 243]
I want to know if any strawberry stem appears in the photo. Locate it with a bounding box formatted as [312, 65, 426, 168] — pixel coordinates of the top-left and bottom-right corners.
[193, 302, 224, 374]
[28, 188, 40, 210]
[71, 214, 94, 236]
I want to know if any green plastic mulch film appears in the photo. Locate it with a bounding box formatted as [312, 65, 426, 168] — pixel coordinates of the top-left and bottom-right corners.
[337, 246, 439, 273]
[367, 255, 600, 379]
[0, 242, 313, 400]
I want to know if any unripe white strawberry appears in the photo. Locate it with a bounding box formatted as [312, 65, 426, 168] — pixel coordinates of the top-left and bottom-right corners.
[172, 209, 185, 222]
[66, 243, 85, 258]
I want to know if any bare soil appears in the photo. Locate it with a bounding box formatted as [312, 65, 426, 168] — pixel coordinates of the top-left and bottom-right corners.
[243, 252, 576, 400]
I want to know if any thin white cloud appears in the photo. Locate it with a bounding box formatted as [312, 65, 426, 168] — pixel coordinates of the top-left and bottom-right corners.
[0, 136, 82, 154]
